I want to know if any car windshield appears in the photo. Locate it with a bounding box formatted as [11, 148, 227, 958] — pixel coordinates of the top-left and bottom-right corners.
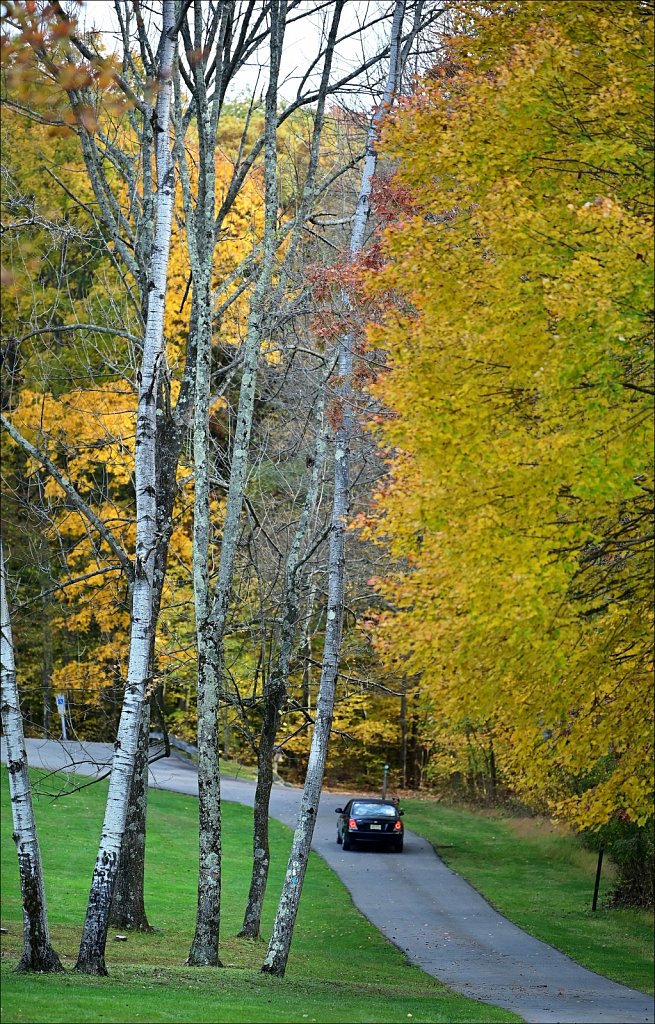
[350, 802, 397, 818]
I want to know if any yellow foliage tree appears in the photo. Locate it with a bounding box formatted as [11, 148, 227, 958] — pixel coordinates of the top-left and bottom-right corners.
[360, 0, 654, 830]
[3, 126, 265, 729]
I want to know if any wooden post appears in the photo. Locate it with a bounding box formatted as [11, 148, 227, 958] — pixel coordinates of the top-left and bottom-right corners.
[592, 847, 604, 911]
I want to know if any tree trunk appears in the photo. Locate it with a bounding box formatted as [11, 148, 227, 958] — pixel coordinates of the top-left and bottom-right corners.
[40, 591, 53, 740]
[74, 1, 177, 975]
[1, 542, 63, 974]
[108, 388, 192, 934]
[300, 581, 317, 716]
[187, 263, 223, 966]
[182, 39, 225, 969]
[261, 363, 351, 976]
[488, 732, 497, 802]
[262, 1, 407, 977]
[108, 277, 200, 934]
[38, 523, 54, 738]
[109, 702, 153, 931]
[400, 680, 407, 790]
[187, 631, 223, 965]
[238, 697, 279, 940]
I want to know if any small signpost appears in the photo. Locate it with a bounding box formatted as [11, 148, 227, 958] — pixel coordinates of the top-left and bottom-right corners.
[55, 693, 68, 741]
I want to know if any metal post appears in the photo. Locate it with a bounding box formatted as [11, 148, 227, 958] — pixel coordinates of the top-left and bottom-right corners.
[55, 693, 67, 741]
[400, 680, 407, 790]
[592, 847, 604, 911]
[382, 763, 389, 799]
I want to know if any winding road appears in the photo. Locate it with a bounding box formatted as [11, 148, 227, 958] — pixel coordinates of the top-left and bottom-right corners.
[2, 738, 653, 1024]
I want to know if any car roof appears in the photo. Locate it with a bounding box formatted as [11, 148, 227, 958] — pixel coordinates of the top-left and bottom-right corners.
[348, 798, 397, 806]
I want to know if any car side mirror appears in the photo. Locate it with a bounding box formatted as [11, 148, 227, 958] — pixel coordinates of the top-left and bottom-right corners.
[399, 810, 404, 816]
[335, 807, 343, 814]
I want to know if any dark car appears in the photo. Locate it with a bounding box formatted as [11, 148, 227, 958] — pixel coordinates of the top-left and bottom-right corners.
[335, 798, 404, 852]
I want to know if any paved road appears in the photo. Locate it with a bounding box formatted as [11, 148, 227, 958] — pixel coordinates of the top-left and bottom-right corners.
[2, 738, 653, 1024]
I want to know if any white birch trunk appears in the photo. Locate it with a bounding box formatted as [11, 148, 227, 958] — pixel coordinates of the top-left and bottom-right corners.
[74, 0, 177, 975]
[262, 0, 407, 978]
[1, 542, 63, 974]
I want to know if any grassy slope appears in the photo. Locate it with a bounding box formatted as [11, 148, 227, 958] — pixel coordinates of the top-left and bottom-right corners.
[403, 799, 654, 995]
[0, 771, 517, 1024]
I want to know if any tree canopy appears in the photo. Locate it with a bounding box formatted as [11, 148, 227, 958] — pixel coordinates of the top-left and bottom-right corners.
[359, 0, 654, 830]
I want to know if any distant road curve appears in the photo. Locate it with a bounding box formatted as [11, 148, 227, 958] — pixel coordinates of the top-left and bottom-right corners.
[2, 738, 653, 1024]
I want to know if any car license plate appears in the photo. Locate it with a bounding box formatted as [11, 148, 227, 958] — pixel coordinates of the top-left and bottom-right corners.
[370, 824, 382, 830]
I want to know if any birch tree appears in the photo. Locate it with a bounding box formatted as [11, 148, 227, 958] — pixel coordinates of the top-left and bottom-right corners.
[2, 0, 192, 965]
[178, 0, 238, 967]
[72, 0, 178, 974]
[262, 0, 408, 977]
[3, 0, 188, 941]
[0, 541, 63, 974]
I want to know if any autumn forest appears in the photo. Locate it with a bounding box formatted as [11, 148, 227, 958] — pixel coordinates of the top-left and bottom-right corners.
[1, 0, 653, 983]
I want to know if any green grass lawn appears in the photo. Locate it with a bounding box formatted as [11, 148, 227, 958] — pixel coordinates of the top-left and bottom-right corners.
[178, 751, 258, 782]
[0, 771, 518, 1024]
[403, 798, 654, 995]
